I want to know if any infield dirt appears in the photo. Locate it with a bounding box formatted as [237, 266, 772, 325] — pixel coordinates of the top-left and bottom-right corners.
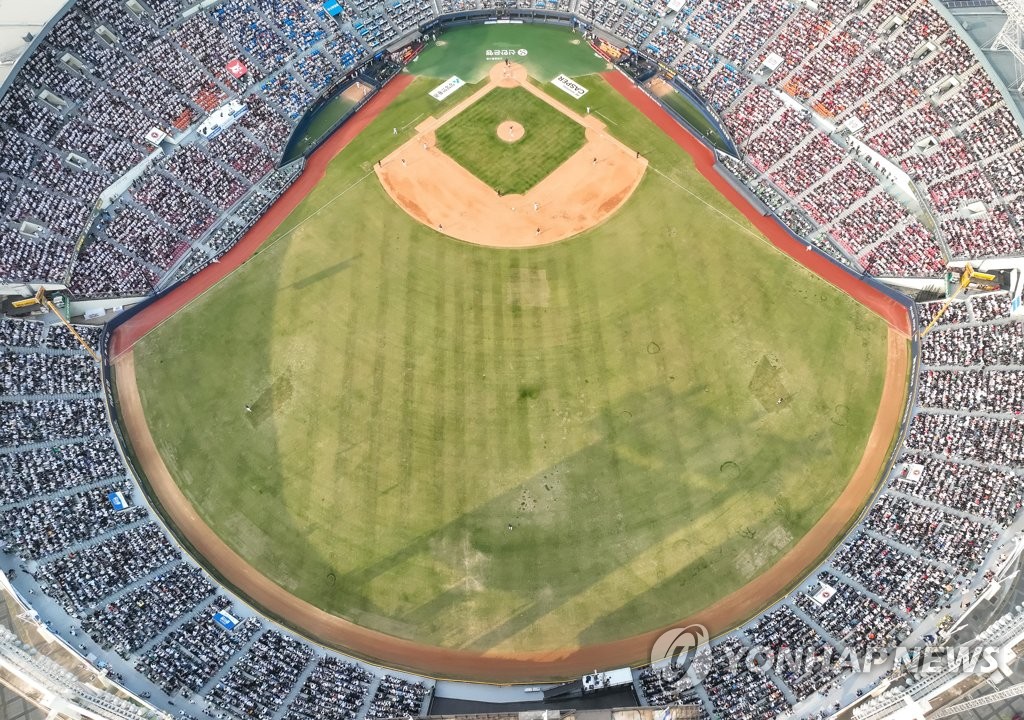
[376, 63, 647, 248]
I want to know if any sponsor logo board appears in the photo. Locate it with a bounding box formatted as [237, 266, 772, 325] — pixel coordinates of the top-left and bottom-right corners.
[429, 75, 465, 101]
[485, 48, 528, 60]
[552, 73, 588, 99]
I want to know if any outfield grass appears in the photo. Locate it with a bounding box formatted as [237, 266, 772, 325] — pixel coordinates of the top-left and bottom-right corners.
[435, 87, 586, 194]
[134, 63, 889, 655]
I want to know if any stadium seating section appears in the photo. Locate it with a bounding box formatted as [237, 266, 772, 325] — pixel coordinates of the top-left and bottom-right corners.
[1, 0, 1023, 293]
[3, 0, 1024, 717]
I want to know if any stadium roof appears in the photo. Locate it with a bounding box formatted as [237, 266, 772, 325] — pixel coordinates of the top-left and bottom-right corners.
[937, 0, 1024, 124]
[0, 0, 68, 85]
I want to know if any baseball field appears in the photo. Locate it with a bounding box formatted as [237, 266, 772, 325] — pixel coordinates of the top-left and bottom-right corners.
[120, 25, 903, 671]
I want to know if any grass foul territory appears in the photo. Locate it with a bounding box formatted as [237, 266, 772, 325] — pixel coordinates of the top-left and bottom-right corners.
[411, 24, 607, 82]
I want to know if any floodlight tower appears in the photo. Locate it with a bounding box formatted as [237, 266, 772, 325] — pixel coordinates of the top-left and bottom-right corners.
[992, 0, 1024, 91]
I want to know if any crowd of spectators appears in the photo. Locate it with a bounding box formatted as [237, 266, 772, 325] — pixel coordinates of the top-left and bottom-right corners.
[0, 0, 376, 292]
[860, 227, 946, 277]
[969, 292, 1012, 323]
[366, 676, 430, 719]
[4, 0, 1023, 291]
[0, 483, 145, 560]
[208, 127, 276, 184]
[4, 0, 1024, 716]
[81, 562, 216, 657]
[917, 368, 1024, 415]
[800, 157, 876, 221]
[795, 572, 910, 654]
[137, 597, 262, 696]
[920, 315, 1023, 367]
[34, 522, 180, 614]
[283, 657, 373, 720]
[892, 454, 1022, 527]
[702, 637, 791, 720]
[171, 162, 303, 286]
[744, 605, 844, 701]
[1, 397, 108, 448]
[832, 532, 955, 618]
[0, 350, 99, 397]
[0, 436, 125, 505]
[866, 101, 947, 160]
[101, 206, 187, 272]
[942, 212, 1022, 260]
[918, 298, 970, 328]
[130, 172, 218, 242]
[638, 666, 708, 720]
[0, 318, 45, 348]
[0, 232, 74, 287]
[906, 411, 1024, 467]
[863, 493, 996, 575]
[68, 240, 160, 298]
[166, 145, 248, 211]
[206, 631, 313, 720]
[573, 0, 1024, 272]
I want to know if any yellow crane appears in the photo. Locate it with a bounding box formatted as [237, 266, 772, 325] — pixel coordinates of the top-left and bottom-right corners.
[919, 264, 998, 338]
[10, 288, 100, 362]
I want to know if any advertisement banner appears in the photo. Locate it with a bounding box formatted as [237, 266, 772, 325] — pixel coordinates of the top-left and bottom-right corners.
[226, 58, 248, 79]
[485, 48, 528, 59]
[551, 74, 588, 99]
[429, 76, 465, 101]
[812, 582, 836, 605]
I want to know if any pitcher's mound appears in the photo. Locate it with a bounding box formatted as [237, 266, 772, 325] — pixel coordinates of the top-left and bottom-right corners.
[498, 121, 525, 143]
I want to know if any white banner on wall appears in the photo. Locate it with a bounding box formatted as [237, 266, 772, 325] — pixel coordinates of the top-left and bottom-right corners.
[429, 76, 465, 101]
[551, 74, 588, 99]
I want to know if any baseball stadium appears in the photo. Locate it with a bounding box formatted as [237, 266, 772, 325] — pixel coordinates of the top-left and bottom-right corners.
[2, 2, 1024, 720]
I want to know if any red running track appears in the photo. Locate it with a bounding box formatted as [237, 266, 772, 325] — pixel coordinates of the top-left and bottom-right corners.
[601, 71, 912, 337]
[110, 73, 416, 358]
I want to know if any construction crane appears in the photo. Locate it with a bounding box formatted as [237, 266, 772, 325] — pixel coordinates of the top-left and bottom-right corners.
[10, 288, 100, 362]
[919, 264, 999, 338]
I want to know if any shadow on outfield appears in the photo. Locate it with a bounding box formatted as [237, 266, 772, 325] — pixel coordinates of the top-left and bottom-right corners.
[288, 253, 362, 290]
[321, 380, 793, 652]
